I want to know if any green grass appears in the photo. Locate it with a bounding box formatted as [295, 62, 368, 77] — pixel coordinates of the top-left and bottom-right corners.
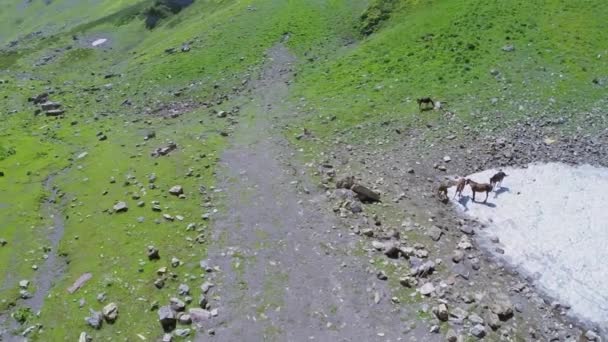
[1, 0, 607, 339]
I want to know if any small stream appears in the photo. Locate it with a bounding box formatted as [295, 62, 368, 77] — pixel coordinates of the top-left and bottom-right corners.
[23, 174, 68, 313]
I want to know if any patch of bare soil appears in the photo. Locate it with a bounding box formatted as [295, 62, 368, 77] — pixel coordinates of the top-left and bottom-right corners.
[203, 44, 441, 341]
[313, 111, 608, 340]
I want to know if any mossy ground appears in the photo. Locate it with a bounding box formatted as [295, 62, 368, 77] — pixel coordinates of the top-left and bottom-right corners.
[1, 0, 606, 340]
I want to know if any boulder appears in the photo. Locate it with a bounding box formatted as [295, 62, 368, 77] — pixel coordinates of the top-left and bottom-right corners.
[336, 176, 355, 189]
[351, 184, 380, 202]
[147, 246, 160, 260]
[419, 282, 435, 296]
[78, 332, 92, 342]
[470, 324, 486, 338]
[113, 201, 128, 213]
[427, 226, 443, 241]
[170, 297, 186, 312]
[40, 101, 61, 111]
[169, 185, 183, 196]
[433, 303, 449, 321]
[102, 302, 118, 323]
[490, 297, 514, 321]
[85, 309, 103, 329]
[189, 308, 212, 324]
[158, 306, 176, 332]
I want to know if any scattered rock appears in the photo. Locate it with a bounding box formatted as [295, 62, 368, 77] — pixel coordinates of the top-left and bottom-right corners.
[19, 280, 30, 289]
[427, 226, 443, 241]
[502, 44, 515, 52]
[419, 282, 435, 296]
[446, 329, 458, 342]
[85, 309, 103, 329]
[78, 332, 92, 342]
[585, 330, 600, 341]
[189, 308, 212, 324]
[113, 201, 128, 213]
[470, 324, 486, 338]
[433, 303, 449, 321]
[490, 296, 514, 321]
[175, 328, 191, 337]
[169, 185, 184, 196]
[178, 283, 190, 296]
[336, 176, 355, 189]
[158, 306, 176, 332]
[102, 302, 118, 323]
[351, 184, 380, 202]
[67, 273, 92, 294]
[170, 298, 186, 312]
[147, 246, 160, 260]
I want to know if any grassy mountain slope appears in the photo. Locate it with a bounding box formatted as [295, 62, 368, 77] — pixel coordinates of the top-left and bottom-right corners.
[0, 0, 606, 340]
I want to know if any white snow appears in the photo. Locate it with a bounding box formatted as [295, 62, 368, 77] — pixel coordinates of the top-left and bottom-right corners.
[91, 38, 107, 47]
[448, 163, 608, 333]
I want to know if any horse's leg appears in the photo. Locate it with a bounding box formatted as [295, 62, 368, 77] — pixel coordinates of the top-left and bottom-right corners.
[472, 191, 476, 202]
[484, 191, 489, 203]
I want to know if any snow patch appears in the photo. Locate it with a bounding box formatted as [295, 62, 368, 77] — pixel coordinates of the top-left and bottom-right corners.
[91, 38, 107, 47]
[449, 163, 608, 333]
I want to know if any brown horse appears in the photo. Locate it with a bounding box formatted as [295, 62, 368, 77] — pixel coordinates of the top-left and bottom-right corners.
[490, 171, 507, 189]
[417, 97, 435, 110]
[466, 179, 492, 203]
[454, 178, 466, 199]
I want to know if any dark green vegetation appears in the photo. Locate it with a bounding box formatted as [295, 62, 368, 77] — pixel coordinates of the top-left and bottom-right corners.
[1, 0, 606, 340]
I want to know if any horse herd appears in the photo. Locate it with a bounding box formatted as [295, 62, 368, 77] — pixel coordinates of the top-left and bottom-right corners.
[437, 171, 507, 203]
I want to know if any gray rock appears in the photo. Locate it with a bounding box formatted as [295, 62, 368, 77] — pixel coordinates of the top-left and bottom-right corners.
[158, 306, 176, 332]
[486, 312, 501, 330]
[419, 282, 435, 296]
[18, 280, 29, 289]
[452, 250, 465, 263]
[469, 313, 484, 324]
[433, 303, 449, 321]
[178, 313, 192, 325]
[162, 333, 172, 342]
[411, 260, 435, 278]
[147, 246, 160, 260]
[446, 329, 458, 342]
[470, 324, 486, 338]
[460, 226, 474, 235]
[178, 283, 190, 296]
[376, 270, 388, 280]
[85, 309, 103, 329]
[0, 238, 7, 246]
[78, 332, 92, 342]
[154, 278, 165, 289]
[502, 44, 515, 52]
[171, 257, 180, 267]
[198, 295, 209, 309]
[399, 276, 417, 288]
[175, 328, 191, 337]
[113, 201, 128, 213]
[102, 302, 118, 323]
[351, 184, 380, 202]
[336, 176, 355, 189]
[189, 308, 212, 324]
[490, 297, 514, 321]
[201, 281, 214, 293]
[170, 297, 186, 312]
[585, 330, 600, 341]
[427, 226, 443, 241]
[169, 185, 183, 196]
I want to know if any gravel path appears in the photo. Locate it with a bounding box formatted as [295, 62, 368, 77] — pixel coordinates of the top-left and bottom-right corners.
[204, 44, 438, 342]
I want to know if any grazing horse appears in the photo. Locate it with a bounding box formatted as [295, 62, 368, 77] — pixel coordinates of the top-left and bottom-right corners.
[417, 97, 435, 110]
[490, 171, 507, 189]
[466, 179, 493, 203]
[454, 177, 466, 199]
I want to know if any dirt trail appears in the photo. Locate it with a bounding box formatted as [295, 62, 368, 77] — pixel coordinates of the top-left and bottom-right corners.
[205, 45, 438, 341]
